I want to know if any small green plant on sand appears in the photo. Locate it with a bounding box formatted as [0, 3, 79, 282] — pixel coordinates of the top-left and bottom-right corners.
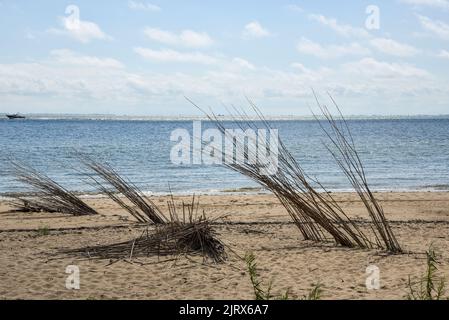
[36, 226, 50, 236]
[303, 283, 323, 300]
[407, 246, 447, 300]
[244, 252, 292, 300]
[244, 252, 322, 300]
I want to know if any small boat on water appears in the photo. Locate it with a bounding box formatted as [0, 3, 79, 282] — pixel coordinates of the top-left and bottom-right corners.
[6, 113, 26, 119]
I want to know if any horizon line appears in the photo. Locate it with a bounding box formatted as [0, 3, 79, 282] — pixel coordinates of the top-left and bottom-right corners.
[2, 112, 449, 121]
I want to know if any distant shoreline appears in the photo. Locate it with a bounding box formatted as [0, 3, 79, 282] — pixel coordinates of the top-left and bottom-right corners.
[2, 114, 449, 121]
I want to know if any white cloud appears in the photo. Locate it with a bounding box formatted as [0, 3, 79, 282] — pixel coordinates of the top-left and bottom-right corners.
[135, 46, 256, 71]
[144, 28, 214, 47]
[50, 49, 124, 68]
[0, 52, 446, 115]
[296, 38, 370, 59]
[178, 30, 214, 48]
[291, 63, 310, 72]
[370, 38, 420, 56]
[134, 48, 218, 64]
[309, 14, 370, 38]
[144, 28, 177, 45]
[48, 16, 112, 43]
[438, 49, 449, 58]
[343, 57, 430, 78]
[128, 1, 161, 12]
[417, 15, 449, 40]
[0, 53, 131, 105]
[232, 57, 256, 70]
[242, 21, 272, 38]
[400, 0, 449, 9]
[291, 63, 333, 81]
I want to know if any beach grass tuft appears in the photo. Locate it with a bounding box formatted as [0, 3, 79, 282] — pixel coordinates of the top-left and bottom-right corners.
[303, 283, 323, 300]
[244, 252, 289, 300]
[407, 245, 447, 300]
[36, 226, 50, 237]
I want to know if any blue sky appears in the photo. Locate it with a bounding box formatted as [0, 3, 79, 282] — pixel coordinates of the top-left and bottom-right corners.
[1, 0, 449, 115]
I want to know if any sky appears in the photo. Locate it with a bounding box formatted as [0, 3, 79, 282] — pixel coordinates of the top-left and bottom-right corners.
[0, 0, 449, 116]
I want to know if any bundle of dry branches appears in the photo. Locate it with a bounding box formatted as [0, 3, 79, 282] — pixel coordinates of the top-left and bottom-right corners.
[7, 197, 60, 213]
[9, 162, 97, 216]
[77, 154, 167, 224]
[61, 194, 227, 263]
[189, 98, 372, 249]
[190, 96, 401, 253]
[313, 94, 402, 253]
[9, 157, 227, 262]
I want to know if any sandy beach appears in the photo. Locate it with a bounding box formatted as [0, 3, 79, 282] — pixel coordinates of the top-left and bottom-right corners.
[1, 191, 449, 300]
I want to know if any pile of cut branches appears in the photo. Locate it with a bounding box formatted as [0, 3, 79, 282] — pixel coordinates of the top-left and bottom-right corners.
[61, 194, 227, 263]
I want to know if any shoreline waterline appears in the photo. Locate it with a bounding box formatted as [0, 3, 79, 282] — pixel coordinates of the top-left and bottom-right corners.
[2, 187, 449, 201]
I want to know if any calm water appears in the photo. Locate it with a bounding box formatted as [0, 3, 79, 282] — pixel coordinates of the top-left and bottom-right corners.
[1, 118, 449, 195]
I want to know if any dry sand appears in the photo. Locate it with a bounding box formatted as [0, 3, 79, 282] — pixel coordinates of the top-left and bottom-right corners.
[1, 191, 449, 300]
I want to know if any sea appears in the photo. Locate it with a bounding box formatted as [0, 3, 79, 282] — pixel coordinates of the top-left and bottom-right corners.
[1, 115, 449, 195]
